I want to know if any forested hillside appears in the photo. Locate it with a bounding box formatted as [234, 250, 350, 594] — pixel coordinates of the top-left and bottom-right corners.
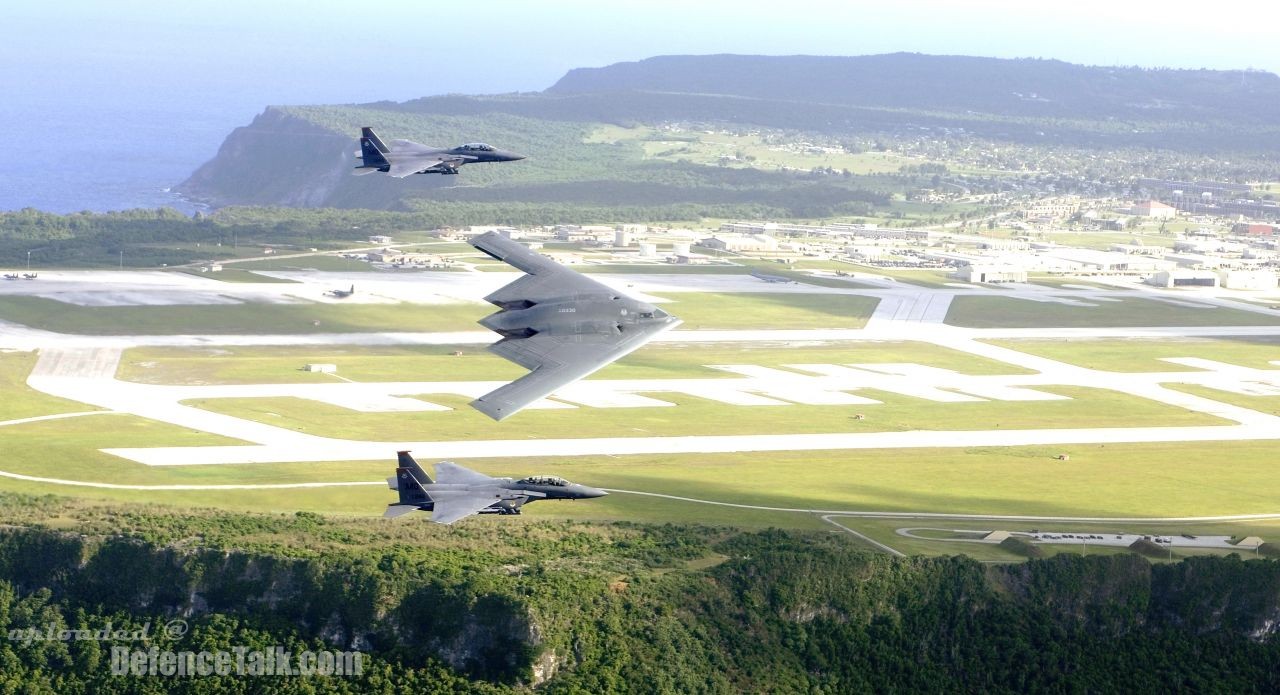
[551, 53, 1280, 124]
[3, 494, 1280, 693]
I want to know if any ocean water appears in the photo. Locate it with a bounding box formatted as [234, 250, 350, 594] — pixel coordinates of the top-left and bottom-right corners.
[0, 87, 255, 215]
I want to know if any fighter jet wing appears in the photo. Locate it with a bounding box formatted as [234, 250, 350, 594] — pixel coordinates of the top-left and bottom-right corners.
[473, 320, 677, 420]
[388, 139, 435, 152]
[428, 492, 504, 525]
[434, 461, 494, 485]
[387, 158, 447, 178]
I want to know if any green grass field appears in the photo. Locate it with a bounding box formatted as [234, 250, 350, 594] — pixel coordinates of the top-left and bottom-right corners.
[0, 296, 490, 334]
[116, 341, 1033, 385]
[1162, 384, 1280, 417]
[947, 296, 1280, 328]
[0, 290, 887, 335]
[1041, 232, 1179, 250]
[982, 337, 1280, 372]
[184, 386, 1227, 442]
[4, 440, 1280, 538]
[0, 351, 101, 421]
[585, 124, 926, 174]
[843, 264, 955, 288]
[232, 255, 380, 272]
[8, 332, 1280, 554]
[177, 268, 299, 283]
[657, 292, 878, 329]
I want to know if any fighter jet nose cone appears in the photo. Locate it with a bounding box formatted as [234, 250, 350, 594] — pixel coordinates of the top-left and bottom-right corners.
[582, 487, 608, 499]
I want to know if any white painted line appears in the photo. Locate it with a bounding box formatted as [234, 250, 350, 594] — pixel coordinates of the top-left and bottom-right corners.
[0, 411, 121, 427]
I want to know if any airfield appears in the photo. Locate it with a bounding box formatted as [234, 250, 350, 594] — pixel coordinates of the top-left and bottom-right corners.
[4, 255, 1280, 560]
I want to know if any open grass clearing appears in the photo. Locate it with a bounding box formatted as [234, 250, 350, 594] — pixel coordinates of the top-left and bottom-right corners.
[185, 386, 1227, 442]
[0, 290, 877, 335]
[983, 336, 1280, 372]
[0, 351, 101, 421]
[947, 296, 1280, 328]
[175, 268, 299, 284]
[6, 441, 1280, 531]
[116, 340, 1028, 385]
[0, 296, 489, 334]
[586, 124, 925, 174]
[232, 255, 381, 272]
[1041, 231, 1179, 250]
[842, 263, 954, 288]
[656, 292, 878, 329]
[0, 415, 246, 487]
[1162, 384, 1280, 417]
[7, 442, 1280, 529]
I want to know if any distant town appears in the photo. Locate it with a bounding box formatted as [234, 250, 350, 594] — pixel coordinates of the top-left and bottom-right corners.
[296, 177, 1279, 298]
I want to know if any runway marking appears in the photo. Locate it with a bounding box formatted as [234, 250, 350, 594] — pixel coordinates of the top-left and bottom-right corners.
[0, 411, 122, 428]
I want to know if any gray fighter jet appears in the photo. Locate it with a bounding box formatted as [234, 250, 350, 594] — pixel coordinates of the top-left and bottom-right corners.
[467, 231, 682, 421]
[383, 451, 607, 524]
[353, 127, 525, 177]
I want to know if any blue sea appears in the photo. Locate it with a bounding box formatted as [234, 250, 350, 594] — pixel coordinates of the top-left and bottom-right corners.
[0, 92, 240, 215]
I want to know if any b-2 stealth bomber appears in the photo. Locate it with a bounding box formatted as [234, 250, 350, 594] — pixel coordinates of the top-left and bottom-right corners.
[467, 231, 682, 421]
[383, 451, 607, 524]
[353, 127, 525, 177]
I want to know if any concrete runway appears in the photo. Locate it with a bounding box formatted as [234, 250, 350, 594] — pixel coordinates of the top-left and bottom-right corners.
[6, 269, 1280, 467]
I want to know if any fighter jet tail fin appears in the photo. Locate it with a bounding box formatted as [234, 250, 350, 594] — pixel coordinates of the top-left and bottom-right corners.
[389, 450, 433, 507]
[359, 136, 390, 168]
[361, 127, 391, 154]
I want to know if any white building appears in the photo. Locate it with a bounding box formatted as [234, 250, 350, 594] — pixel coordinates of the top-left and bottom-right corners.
[699, 235, 779, 252]
[1024, 200, 1079, 220]
[956, 265, 1028, 283]
[1146, 270, 1219, 288]
[1133, 201, 1177, 218]
[1044, 249, 1174, 273]
[1219, 269, 1279, 291]
[1164, 253, 1224, 269]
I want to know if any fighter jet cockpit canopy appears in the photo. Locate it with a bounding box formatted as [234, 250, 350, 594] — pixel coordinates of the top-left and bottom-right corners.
[519, 475, 569, 487]
[460, 143, 496, 152]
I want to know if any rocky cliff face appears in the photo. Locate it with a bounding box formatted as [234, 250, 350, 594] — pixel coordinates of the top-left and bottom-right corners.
[178, 108, 354, 208]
